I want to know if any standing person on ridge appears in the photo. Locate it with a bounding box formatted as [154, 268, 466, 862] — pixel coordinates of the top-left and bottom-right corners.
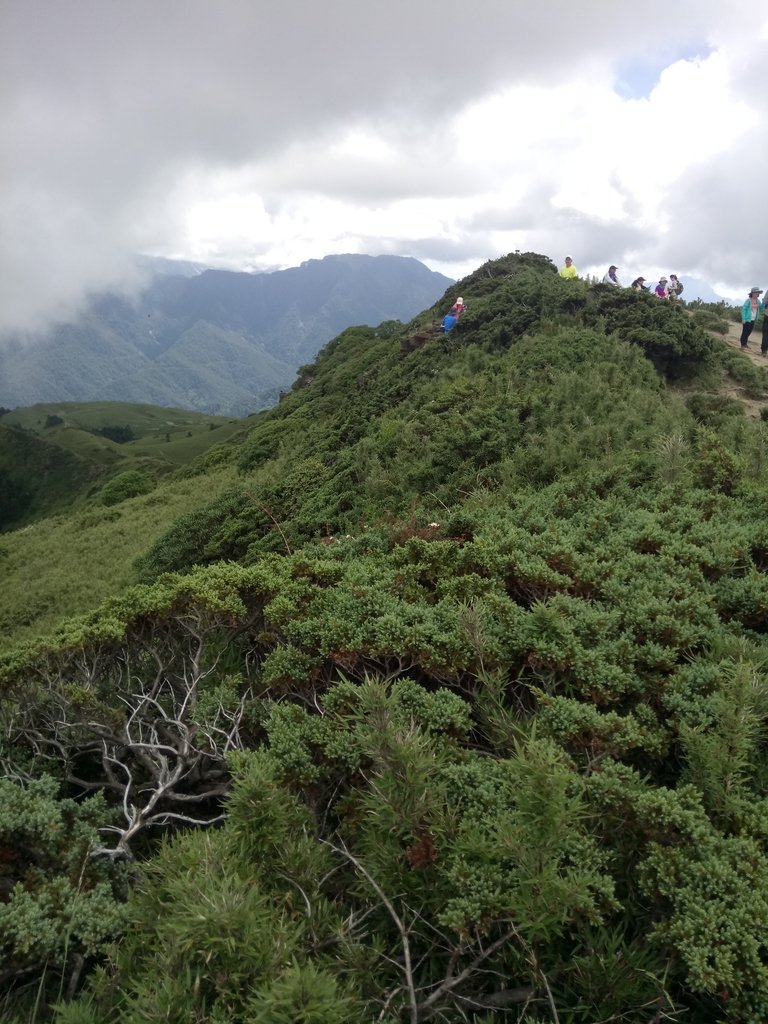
[740, 286, 764, 348]
[761, 301, 768, 357]
[668, 274, 684, 301]
[654, 278, 669, 299]
[559, 256, 578, 279]
[602, 265, 621, 286]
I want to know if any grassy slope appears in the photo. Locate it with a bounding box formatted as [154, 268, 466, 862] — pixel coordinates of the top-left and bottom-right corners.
[0, 263, 758, 651]
[0, 402, 246, 531]
[0, 465, 238, 649]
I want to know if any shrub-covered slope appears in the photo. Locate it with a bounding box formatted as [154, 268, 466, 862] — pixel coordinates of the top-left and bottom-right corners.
[4, 253, 768, 1023]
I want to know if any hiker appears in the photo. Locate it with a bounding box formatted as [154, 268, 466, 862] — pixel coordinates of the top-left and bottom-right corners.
[668, 274, 684, 302]
[559, 256, 578, 280]
[450, 296, 466, 316]
[602, 265, 621, 286]
[654, 278, 669, 299]
[740, 286, 764, 348]
[631, 276, 649, 291]
[441, 312, 458, 333]
[761, 303, 768, 358]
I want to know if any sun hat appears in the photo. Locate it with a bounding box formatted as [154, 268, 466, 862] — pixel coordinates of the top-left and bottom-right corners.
[565, 255, 572, 260]
[750, 286, 763, 294]
[660, 277, 667, 282]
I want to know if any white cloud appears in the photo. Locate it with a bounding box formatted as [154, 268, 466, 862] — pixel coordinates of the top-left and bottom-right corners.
[1, 0, 766, 334]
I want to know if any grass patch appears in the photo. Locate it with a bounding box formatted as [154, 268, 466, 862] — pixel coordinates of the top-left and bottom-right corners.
[0, 465, 238, 651]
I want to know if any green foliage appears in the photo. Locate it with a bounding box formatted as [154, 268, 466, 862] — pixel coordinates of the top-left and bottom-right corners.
[95, 424, 135, 444]
[690, 308, 730, 335]
[98, 468, 154, 506]
[0, 465, 238, 652]
[686, 391, 745, 425]
[719, 347, 768, 399]
[8, 253, 768, 1023]
[0, 776, 124, 1013]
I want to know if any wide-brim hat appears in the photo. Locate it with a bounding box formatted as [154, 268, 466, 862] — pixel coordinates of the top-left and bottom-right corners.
[750, 287, 764, 294]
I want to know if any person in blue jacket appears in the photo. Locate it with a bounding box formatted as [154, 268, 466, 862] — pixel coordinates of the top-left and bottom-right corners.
[740, 286, 764, 348]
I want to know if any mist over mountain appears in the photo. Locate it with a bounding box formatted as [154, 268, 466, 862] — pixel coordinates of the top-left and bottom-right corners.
[0, 254, 453, 416]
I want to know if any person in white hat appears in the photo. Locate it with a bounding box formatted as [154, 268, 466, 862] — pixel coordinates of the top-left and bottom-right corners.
[559, 255, 578, 280]
[654, 277, 669, 299]
[741, 286, 764, 348]
[450, 296, 466, 316]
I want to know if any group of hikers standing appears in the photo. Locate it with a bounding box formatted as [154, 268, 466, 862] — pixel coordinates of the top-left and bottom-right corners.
[561, 255, 768, 357]
[442, 263, 768, 355]
[559, 257, 683, 300]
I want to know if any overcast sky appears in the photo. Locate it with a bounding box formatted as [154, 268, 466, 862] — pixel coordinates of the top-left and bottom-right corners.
[2, 0, 767, 335]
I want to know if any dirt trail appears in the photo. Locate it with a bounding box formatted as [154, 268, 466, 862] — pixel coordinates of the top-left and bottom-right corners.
[723, 319, 768, 366]
[666, 316, 768, 420]
[716, 320, 768, 418]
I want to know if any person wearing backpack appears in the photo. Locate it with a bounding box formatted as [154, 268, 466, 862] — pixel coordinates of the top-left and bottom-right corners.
[668, 274, 684, 301]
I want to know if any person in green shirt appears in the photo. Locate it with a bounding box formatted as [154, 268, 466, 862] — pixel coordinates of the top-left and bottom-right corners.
[559, 255, 578, 279]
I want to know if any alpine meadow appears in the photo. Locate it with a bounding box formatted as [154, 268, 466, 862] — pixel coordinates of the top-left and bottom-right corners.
[6, 252, 768, 1023]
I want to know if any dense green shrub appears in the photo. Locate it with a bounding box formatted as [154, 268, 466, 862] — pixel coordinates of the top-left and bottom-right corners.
[98, 469, 154, 507]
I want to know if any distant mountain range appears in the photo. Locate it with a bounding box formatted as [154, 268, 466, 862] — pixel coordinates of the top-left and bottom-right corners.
[678, 276, 734, 304]
[0, 255, 453, 416]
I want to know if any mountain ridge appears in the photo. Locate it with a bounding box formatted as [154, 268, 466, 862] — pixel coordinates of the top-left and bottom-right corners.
[4, 253, 768, 1022]
[0, 254, 453, 416]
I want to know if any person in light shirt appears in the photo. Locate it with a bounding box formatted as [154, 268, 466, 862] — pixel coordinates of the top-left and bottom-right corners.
[559, 256, 578, 280]
[602, 265, 621, 286]
[668, 274, 684, 302]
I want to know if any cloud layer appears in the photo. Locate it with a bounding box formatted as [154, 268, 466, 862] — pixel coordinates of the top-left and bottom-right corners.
[2, 0, 766, 333]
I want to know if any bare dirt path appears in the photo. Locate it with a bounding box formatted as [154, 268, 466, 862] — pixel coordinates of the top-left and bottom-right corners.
[717, 320, 768, 418]
[723, 319, 767, 366]
[666, 315, 768, 420]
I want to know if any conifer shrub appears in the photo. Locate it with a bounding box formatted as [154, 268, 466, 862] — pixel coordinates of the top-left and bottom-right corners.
[686, 391, 745, 424]
[98, 469, 154, 507]
[690, 309, 729, 335]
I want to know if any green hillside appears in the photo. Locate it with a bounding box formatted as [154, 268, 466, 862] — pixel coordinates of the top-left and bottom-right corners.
[4, 254, 768, 1023]
[0, 401, 244, 529]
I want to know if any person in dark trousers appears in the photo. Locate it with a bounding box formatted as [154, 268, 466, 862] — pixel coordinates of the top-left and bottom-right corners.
[740, 287, 764, 348]
[761, 304, 768, 357]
